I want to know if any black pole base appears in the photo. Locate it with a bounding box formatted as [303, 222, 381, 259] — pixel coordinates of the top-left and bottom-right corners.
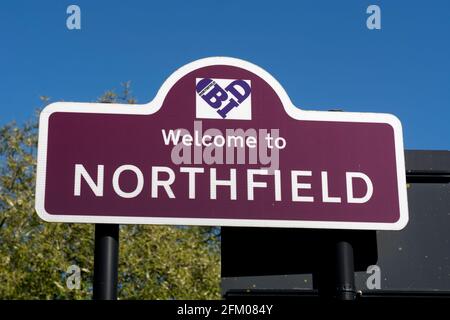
[335, 240, 357, 301]
[313, 232, 357, 301]
[93, 224, 119, 300]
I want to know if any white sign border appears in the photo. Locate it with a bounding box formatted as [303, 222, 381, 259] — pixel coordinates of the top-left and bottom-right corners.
[35, 57, 409, 230]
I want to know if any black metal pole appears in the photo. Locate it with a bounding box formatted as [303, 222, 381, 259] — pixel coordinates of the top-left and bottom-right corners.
[334, 240, 356, 301]
[93, 224, 119, 300]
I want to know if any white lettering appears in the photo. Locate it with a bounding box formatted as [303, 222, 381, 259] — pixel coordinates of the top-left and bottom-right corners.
[346, 172, 373, 203]
[321, 171, 341, 203]
[74, 164, 104, 196]
[291, 170, 314, 202]
[152, 166, 176, 198]
[112, 165, 144, 198]
[210, 168, 236, 200]
[180, 167, 204, 199]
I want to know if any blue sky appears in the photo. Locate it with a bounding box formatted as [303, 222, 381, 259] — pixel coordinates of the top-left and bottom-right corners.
[1, 0, 449, 149]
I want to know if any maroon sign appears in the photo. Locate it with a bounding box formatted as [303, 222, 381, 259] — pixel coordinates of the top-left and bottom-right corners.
[35, 57, 408, 230]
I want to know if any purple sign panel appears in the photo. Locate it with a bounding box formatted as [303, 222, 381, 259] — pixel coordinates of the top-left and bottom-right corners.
[35, 57, 408, 230]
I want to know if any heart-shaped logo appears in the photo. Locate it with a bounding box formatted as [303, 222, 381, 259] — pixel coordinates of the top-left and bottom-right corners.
[196, 78, 252, 120]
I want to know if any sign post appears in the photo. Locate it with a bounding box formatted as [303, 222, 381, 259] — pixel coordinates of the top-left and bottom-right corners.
[93, 224, 119, 300]
[335, 240, 356, 300]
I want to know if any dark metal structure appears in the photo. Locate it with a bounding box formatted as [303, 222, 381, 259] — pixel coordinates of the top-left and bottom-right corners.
[93, 224, 119, 300]
[221, 150, 450, 300]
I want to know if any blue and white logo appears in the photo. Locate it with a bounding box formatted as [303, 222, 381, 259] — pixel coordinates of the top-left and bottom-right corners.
[196, 78, 252, 120]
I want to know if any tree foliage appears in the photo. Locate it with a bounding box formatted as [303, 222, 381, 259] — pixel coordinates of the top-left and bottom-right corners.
[0, 84, 221, 299]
